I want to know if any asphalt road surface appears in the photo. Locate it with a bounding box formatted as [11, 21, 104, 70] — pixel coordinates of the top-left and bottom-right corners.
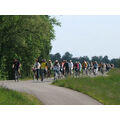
[0, 78, 102, 105]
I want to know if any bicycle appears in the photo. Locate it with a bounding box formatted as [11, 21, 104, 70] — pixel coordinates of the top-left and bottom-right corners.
[14, 69, 21, 82]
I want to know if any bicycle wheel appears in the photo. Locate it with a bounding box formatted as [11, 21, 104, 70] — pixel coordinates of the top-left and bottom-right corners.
[15, 70, 19, 82]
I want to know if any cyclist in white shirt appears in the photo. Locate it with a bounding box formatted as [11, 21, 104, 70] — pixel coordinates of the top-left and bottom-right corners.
[34, 59, 41, 81]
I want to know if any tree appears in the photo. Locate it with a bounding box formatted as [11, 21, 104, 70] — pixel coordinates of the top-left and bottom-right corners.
[111, 58, 120, 67]
[102, 56, 110, 63]
[79, 56, 90, 63]
[50, 53, 61, 62]
[72, 57, 79, 63]
[92, 56, 101, 63]
[0, 15, 60, 79]
[117, 59, 120, 68]
[62, 52, 73, 61]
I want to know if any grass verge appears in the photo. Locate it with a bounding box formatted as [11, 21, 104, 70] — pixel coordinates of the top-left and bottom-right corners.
[52, 69, 120, 105]
[0, 87, 43, 105]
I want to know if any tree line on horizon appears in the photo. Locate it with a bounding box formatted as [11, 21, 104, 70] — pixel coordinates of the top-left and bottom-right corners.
[50, 52, 120, 67]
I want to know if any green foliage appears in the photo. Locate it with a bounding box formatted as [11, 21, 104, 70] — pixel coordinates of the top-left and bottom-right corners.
[110, 58, 120, 68]
[102, 56, 110, 63]
[0, 56, 8, 80]
[62, 52, 73, 61]
[91, 56, 103, 63]
[0, 15, 60, 79]
[53, 69, 120, 105]
[0, 87, 42, 105]
[50, 53, 61, 61]
[79, 56, 90, 63]
[117, 59, 120, 67]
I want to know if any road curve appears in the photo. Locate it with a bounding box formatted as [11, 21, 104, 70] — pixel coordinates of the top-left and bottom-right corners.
[0, 79, 102, 105]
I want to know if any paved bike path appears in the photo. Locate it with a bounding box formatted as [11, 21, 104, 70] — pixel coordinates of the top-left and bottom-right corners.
[0, 79, 102, 105]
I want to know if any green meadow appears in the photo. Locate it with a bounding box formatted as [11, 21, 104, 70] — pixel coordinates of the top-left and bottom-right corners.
[53, 69, 120, 105]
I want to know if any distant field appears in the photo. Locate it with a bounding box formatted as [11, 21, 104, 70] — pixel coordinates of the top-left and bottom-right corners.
[0, 87, 43, 105]
[52, 69, 120, 105]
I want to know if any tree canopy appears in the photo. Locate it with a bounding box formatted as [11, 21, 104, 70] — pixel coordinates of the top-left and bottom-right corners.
[0, 15, 60, 79]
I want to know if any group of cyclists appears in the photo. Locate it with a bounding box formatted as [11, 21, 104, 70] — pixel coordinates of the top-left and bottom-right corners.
[50, 60, 114, 80]
[12, 58, 114, 82]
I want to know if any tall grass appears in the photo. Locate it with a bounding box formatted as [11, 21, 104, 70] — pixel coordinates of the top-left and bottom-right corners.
[52, 69, 120, 105]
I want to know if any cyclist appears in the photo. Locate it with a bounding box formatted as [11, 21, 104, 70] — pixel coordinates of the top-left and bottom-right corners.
[47, 60, 53, 77]
[60, 61, 64, 78]
[12, 59, 21, 82]
[100, 62, 106, 75]
[63, 60, 69, 77]
[82, 60, 88, 75]
[74, 61, 79, 77]
[69, 60, 73, 76]
[34, 59, 41, 81]
[89, 62, 93, 75]
[87, 62, 90, 75]
[62, 60, 65, 76]
[53, 60, 60, 80]
[40, 59, 47, 82]
[93, 61, 98, 75]
[78, 62, 82, 76]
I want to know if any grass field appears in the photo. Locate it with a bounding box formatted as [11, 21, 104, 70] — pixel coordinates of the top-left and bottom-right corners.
[52, 69, 120, 105]
[0, 87, 43, 105]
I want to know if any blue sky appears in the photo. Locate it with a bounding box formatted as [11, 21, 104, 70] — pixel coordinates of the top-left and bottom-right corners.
[51, 16, 120, 59]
